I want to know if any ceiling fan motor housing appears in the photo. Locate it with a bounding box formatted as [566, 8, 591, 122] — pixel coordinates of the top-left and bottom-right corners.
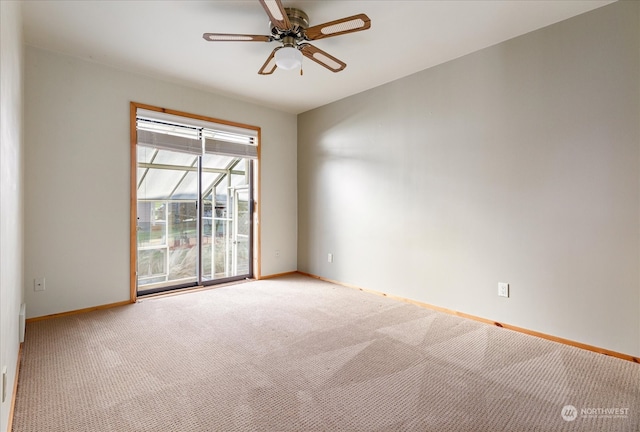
[269, 8, 309, 46]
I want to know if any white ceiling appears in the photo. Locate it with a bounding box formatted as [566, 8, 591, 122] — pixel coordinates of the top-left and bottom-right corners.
[21, 0, 613, 114]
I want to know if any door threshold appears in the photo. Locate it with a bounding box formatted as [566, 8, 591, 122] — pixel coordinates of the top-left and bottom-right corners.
[137, 278, 255, 301]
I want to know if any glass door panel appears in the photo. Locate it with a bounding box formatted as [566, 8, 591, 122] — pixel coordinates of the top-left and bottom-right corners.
[136, 146, 253, 294]
[137, 146, 198, 293]
[200, 156, 252, 283]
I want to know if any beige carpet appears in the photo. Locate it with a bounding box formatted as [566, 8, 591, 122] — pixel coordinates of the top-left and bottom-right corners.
[12, 274, 639, 431]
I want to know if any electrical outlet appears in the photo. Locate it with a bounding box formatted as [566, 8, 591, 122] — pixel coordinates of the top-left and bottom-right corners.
[34, 277, 45, 292]
[498, 282, 509, 298]
[328, 253, 333, 263]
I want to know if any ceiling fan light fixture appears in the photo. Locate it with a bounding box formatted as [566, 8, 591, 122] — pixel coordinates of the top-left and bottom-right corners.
[203, 0, 372, 75]
[275, 46, 302, 70]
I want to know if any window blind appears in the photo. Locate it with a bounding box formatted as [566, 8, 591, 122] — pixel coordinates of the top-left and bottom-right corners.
[204, 138, 258, 159]
[137, 129, 203, 156]
[136, 108, 258, 159]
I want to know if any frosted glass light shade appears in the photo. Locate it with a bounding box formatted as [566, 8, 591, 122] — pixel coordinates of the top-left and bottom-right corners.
[275, 47, 302, 70]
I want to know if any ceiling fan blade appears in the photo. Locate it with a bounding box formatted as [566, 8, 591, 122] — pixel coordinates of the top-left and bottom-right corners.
[258, 48, 278, 75]
[304, 13, 371, 40]
[299, 43, 346, 73]
[258, 0, 292, 31]
[203, 33, 271, 42]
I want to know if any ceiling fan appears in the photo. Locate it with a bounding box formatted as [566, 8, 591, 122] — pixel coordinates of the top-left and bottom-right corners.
[203, 0, 371, 75]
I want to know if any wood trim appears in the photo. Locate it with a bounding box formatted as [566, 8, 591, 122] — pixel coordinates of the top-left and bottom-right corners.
[129, 102, 262, 291]
[254, 127, 262, 280]
[130, 102, 260, 134]
[6, 344, 22, 432]
[258, 271, 297, 280]
[297, 272, 640, 364]
[25, 300, 132, 323]
[129, 103, 138, 304]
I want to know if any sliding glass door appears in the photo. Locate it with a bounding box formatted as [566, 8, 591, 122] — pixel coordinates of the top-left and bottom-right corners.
[134, 107, 257, 296]
[136, 147, 200, 291]
[200, 157, 253, 283]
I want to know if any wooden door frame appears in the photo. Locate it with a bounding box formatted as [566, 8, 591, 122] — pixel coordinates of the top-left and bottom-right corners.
[129, 102, 261, 302]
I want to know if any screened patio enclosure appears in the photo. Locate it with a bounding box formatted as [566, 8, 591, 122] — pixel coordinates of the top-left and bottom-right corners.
[135, 108, 257, 295]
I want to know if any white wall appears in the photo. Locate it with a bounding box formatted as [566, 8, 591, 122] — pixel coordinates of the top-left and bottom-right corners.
[24, 47, 297, 319]
[298, 1, 640, 357]
[0, 1, 24, 431]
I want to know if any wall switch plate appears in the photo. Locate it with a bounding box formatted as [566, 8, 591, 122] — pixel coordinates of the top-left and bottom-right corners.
[34, 277, 45, 292]
[498, 282, 509, 298]
[328, 253, 333, 263]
